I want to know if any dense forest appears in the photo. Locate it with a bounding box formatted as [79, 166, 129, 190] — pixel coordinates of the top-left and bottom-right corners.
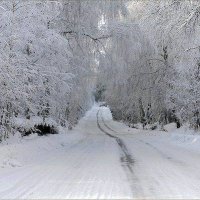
[97, 0, 200, 131]
[0, 0, 200, 141]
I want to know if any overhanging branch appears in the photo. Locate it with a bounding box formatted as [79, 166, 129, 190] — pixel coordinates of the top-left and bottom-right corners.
[61, 30, 112, 42]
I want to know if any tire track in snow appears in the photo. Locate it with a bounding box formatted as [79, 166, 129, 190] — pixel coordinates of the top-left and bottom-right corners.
[100, 113, 118, 134]
[96, 109, 142, 196]
[97, 110, 134, 170]
[138, 139, 187, 166]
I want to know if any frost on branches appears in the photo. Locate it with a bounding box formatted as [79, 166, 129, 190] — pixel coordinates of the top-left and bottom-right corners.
[0, 0, 199, 141]
[0, 1, 97, 140]
[97, 0, 200, 131]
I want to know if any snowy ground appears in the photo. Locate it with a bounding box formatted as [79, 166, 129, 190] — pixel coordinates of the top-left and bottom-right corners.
[1, 105, 200, 199]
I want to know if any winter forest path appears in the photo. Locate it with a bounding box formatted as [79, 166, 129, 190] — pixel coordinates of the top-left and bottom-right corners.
[1, 105, 200, 199]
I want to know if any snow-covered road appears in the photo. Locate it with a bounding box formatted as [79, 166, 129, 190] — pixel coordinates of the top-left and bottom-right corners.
[1, 105, 200, 199]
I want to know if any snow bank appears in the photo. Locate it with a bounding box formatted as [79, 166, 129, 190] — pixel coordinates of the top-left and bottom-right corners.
[166, 126, 200, 153]
[12, 116, 58, 131]
[164, 123, 177, 132]
[0, 129, 85, 169]
[0, 106, 96, 169]
[99, 106, 113, 120]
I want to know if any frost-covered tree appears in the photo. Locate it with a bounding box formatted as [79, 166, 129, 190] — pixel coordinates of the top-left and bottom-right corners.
[138, 0, 200, 129]
[1, 0, 200, 140]
[98, 0, 200, 130]
[0, 0, 100, 140]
